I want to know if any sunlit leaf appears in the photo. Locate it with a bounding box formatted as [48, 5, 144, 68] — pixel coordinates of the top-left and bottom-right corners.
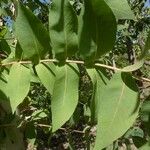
[104, 0, 135, 20]
[0, 71, 8, 101]
[36, 62, 56, 94]
[52, 64, 79, 132]
[122, 60, 144, 72]
[0, 26, 7, 38]
[7, 63, 30, 112]
[15, 2, 51, 63]
[94, 72, 139, 150]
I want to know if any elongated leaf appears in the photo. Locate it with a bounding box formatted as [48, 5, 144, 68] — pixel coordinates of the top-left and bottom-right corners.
[0, 71, 8, 101]
[7, 63, 30, 112]
[104, 0, 134, 20]
[87, 68, 108, 124]
[78, 0, 117, 63]
[94, 72, 139, 150]
[49, 0, 78, 60]
[52, 64, 79, 132]
[0, 39, 11, 55]
[0, 26, 7, 38]
[122, 60, 144, 72]
[29, 65, 40, 83]
[141, 30, 150, 59]
[15, 2, 51, 63]
[36, 62, 56, 94]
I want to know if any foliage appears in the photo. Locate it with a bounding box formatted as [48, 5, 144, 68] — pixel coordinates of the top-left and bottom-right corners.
[0, 0, 150, 149]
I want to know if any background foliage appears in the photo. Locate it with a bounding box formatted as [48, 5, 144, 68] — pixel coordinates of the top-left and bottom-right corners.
[0, 0, 150, 149]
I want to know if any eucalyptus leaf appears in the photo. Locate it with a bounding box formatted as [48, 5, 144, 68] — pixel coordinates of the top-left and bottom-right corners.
[141, 30, 150, 59]
[36, 62, 56, 94]
[0, 71, 8, 101]
[7, 63, 30, 112]
[78, 0, 117, 63]
[49, 0, 78, 61]
[87, 68, 108, 124]
[104, 0, 135, 20]
[15, 2, 51, 63]
[0, 39, 11, 55]
[122, 60, 144, 72]
[52, 64, 79, 132]
[0, 26, 7, 38]
[94, 72, 139, 150]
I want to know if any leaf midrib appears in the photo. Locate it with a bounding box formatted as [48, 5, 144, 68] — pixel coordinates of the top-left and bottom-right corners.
[62, 65, 68, 106]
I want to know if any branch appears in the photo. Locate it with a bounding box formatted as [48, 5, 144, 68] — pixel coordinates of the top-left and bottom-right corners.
[133, 76, 150, 83]
[36, 124, 85, 134]
[0, 59, 150, 82]
[144, 61, 150, 66]
[0, 59, 121, 71]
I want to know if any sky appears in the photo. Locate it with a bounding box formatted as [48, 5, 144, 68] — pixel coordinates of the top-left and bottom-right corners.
[145, 0, 150, 7]
[2, 0, 150, 31]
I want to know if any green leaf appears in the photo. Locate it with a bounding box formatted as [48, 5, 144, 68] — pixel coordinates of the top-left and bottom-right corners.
[87, 68, 108, 124]
[49, 0, 78, 61]
[104, 0, 135, 20]
[124, 127, 144, 139]
[122, 60, 144, 72]
[36, 62, 56, 94]
[0, 71, 8, 101]
[141, 101, 150, 113]
[15, 2, 51, 63]
[0, 39, 11, 55]
[0, 8, 7, 15]
[140, 99, 150, 122]
[141, 30, 150, 59]
[94, 72, 139, 150]
[29, 65, 40, 83]
[0, 26, 7, 38]
[78, 0, 117, 63]
[15, 42, 23, 60]
[7, 63, 30, 112]
[25, 122, 36, 140]
[52, 64, 79, 132]
[139, 142, 150, 150]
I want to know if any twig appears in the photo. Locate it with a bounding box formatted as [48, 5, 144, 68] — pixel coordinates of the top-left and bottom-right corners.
[0, 59, 150, 82]
[95, 63, 122, 71]
[0, 59, 121, 71]
[144, 61, 150, 66]
[36, 124, 85, 134]
[134, 76, 150, 83]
